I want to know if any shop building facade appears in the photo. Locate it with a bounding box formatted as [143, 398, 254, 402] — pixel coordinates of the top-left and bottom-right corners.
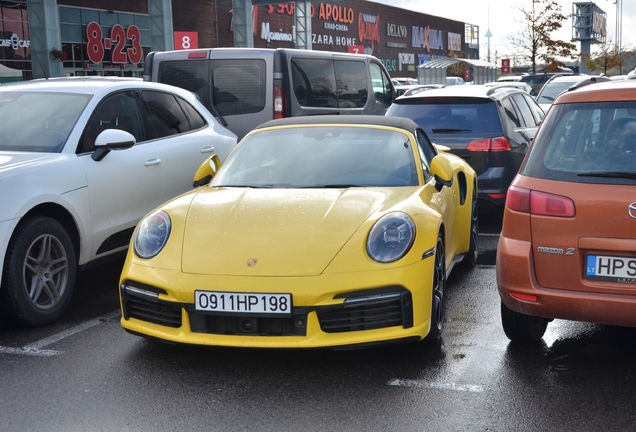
[1, 0, 479, 81]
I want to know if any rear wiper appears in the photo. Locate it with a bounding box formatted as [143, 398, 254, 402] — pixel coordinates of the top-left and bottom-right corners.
[209, 104, 228, 127]
[431, 128, 472, 133]
[577, 171, 636, 179]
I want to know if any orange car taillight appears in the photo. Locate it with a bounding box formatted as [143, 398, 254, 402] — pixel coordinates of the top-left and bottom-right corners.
[466, 137, 512, 152]
[274, 86, 287, 119]
[506, 186, 575, 217]
[506, 185, 530, 213]
[530, 190, 575, 217]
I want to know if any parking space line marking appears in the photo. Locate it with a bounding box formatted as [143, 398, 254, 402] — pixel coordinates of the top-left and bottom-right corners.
[0, 309, 120, 357]
[387, 378, 484, 393]
[0, 346, 62, 356]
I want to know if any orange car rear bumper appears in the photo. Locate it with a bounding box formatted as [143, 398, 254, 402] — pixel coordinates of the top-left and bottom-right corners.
[497, 235, 636, 328]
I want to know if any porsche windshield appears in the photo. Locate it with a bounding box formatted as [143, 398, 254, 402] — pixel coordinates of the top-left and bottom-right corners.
[0, 91, 91, 152]
[212, 126, 418, 188]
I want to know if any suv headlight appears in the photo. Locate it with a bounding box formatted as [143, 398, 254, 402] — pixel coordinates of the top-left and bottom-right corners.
[134, 210, 171, 259]
[367, 212, 416, 263]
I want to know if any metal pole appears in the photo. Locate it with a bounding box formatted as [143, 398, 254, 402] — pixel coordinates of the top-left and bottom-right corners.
[295, 1, 312, 50]
[232, 0, 254, 48]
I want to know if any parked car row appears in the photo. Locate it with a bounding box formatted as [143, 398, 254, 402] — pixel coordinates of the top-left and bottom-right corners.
[2, 48, 635, 352]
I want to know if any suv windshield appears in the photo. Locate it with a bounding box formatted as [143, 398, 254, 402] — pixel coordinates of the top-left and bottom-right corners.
[521, 101, 636, 185]
[0, 92, 90, 152]
[387, 98, 501, 135]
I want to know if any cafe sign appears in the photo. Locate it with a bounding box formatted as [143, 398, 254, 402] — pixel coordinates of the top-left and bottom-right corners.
[1, 34, 30, 50]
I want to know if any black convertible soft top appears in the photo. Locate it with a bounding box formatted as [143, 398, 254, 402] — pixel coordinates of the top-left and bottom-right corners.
[255, 115, 420, 134]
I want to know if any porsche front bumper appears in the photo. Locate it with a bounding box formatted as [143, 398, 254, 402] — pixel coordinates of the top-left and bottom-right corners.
[119, 259, 434, 349]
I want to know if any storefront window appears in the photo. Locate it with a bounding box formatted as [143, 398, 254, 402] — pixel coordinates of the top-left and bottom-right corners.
[0, 0, 30, 81]
[59, 6, 151, 77]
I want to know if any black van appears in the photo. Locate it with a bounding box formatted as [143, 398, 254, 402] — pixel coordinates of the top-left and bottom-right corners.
[143, 48, 395, 140]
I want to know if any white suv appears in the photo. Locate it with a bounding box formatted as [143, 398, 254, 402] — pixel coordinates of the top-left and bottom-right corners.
[0, 77, 237, 325]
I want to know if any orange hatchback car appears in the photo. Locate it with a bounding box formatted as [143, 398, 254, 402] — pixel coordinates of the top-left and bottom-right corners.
[497, 78, 636, 343]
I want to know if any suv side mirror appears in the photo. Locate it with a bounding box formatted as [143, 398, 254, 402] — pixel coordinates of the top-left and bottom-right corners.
[193, 154, 221, 187]
[91, 129, 136, 161]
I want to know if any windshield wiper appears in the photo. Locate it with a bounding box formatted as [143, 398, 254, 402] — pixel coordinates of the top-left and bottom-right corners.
[217, 184, 367, 189]
[320, 184, 365, 188]
[215, 184, 275, 188]
[431, 128, 472, 133]
[577, 171, 636, 179]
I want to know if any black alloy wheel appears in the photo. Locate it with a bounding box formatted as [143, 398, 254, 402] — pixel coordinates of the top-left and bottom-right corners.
[461, 186, 479, 268]
[1, 217, 77, 326]
[425, 233, 446, 341]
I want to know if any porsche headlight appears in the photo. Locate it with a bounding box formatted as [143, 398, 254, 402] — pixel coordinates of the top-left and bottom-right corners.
[367, 212, 416, 263]
[134, 211, 171, 259]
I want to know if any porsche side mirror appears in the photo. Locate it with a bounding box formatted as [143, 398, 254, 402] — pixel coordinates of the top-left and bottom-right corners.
[433, 143, 451, 153]
[193, 154, 221, 187]
[430, 155, 453, 189]
[91, 129, 136, 161]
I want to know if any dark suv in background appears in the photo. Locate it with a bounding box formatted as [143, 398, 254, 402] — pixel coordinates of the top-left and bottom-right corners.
[386, 85, 545, 208]
[519, 72, 572, 97]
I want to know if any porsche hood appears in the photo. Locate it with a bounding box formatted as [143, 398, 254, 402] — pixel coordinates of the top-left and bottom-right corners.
[180, 187, 410, 276]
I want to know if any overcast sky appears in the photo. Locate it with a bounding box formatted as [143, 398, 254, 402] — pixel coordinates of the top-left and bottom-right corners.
[369, 0, 635, 63]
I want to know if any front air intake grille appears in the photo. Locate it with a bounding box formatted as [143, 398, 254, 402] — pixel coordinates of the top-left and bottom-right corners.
[121, 286, 182, 328]
[188, 310, 308, 336]
[317, 289, 412, 333]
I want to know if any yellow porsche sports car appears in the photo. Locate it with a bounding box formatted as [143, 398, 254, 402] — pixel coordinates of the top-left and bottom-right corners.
[119, 115, 478, 349]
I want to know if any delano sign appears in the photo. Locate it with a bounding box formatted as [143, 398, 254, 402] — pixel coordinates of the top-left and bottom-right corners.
[387, 23, 407, 38]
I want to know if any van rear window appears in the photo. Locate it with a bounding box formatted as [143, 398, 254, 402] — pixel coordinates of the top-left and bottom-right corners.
[210, 59, 266, 116]
[334, 60, 368, 108]
[159, 60, 211, 108]
[291, 58, 338, 108]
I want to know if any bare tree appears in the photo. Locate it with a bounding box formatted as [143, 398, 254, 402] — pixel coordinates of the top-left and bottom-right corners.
[585, 39, 635, 75]
[509, 0, 577, 73]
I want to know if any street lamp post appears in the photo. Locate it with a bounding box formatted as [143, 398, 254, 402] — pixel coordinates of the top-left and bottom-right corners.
[614, 0, 623, 73]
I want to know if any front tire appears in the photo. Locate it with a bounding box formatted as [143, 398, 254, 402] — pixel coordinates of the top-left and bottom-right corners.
[500, 301, 548, 343]
[1, 217, 77, 326]
[425, 233, 446, 341]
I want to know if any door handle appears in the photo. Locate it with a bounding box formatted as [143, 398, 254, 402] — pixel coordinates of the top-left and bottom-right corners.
[201, 146, 215, 154]
[144, 158, 161, 166]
